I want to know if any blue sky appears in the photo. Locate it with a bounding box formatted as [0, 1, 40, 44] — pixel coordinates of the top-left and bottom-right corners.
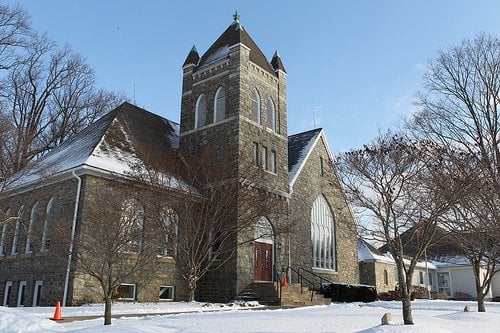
[6, 0, 500, 151]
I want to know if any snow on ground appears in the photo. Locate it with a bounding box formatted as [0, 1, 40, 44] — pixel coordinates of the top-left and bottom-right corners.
[1, 300, 499, 332]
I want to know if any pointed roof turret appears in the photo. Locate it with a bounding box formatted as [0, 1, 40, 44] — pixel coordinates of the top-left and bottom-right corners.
[271, 51, 287, 73]
[182, 45, 200, 68]
[196, 13, 276, 75]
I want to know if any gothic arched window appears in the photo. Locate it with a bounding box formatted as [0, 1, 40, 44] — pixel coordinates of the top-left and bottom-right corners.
[250, 88, 261, 123]
[120, 199, 144, 253]
[195, 94, 207, 128]
[159, 207, 178, 257]
[214, 87, 226, 122]
[266, 97, 276, 131]
[311, 195, 336, 270]
[26, 202, 40, 253]
[41, 198, 55, 251]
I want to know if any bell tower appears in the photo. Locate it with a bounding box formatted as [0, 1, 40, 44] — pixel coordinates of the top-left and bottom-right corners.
[179, 13, 288, 192]
[179, 13, 290, 301]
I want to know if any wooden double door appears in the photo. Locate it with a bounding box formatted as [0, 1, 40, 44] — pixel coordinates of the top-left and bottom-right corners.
[253, 242, 273, 281]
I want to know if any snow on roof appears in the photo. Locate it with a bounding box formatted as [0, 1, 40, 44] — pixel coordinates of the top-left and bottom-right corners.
[358, 239, 394, 263]
[358, 239, 436, 269]
[431, 256, 473, 267]
[197, 45, 230, 70]
[288, 129, 322, 184]
[9, 103, 187, 191]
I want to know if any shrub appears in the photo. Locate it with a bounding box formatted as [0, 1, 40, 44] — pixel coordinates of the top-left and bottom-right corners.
[411, 286, 430, 299]
[454, 292, 474, 301]
[431, 291, 448, 300]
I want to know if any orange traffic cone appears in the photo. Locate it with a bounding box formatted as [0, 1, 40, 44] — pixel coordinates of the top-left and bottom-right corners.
[52, 300, 62, 320]
[281, 276, 288, 287]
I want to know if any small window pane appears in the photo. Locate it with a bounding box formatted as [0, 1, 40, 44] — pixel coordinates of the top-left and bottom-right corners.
[159, 286, 175, 301]
[261, 146, 268, 170]
[252, 142, 259, 166]
[115, 283, 136, 300]
[270, 150, 277, 173]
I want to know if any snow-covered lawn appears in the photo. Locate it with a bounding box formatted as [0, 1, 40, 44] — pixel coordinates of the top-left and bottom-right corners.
[1, 300, 499, 332]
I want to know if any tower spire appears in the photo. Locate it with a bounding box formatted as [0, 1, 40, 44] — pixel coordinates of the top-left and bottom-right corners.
[233, 10, 240, 24]
[232, 10, 243, 31]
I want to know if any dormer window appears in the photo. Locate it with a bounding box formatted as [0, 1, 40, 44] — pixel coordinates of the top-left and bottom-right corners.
[250, 88, 261, 123]
[195, 94, 207, 129]
[266, 97, 276, 131]
[214, 87, 226, 122]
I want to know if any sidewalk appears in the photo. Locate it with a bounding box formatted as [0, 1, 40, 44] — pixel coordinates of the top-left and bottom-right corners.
[52, 305, 281, 323]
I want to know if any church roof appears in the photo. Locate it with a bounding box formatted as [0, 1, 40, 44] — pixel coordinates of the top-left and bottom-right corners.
[13, 103, 186, 190]
[287, 128, 324, 185]
[196, 16, 276, 75]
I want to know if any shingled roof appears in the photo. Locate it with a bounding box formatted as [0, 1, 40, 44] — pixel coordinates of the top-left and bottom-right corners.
[195, 15, 276, 75]
[288, 128, 323, 185]
[14, 102, 184, 188]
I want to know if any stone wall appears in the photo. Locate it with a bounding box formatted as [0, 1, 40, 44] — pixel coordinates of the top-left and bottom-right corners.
[359, 261, 397, 293]
[289, 136, 359, 284]
[0, 177, 80, 306]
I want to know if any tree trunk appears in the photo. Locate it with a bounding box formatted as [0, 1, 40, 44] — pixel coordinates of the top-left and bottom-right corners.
[188, 273, 197, 302]
[104, 296, 112, 325]
[401, 294, 414, 325]
[472, 261, 486, 312]
[477, 292, 486, 312]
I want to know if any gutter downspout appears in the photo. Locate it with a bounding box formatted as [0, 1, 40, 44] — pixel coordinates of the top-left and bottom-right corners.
[63, 171, 82, 307]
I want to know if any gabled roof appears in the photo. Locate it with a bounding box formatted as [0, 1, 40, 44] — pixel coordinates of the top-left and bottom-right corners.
[359, 239, 437, 269]
[288, 128, 334, 188]
[13, 102, 183, 187]
[196, 18, 276, 75]
[358, 239, 394, 263]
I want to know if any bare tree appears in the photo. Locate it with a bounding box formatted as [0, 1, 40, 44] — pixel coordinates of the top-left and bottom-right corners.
[0, 33, 124, 177]
[337, 132, 469, 325]
[63, 184, 162, 325]
[411, 33, 500, 311]
[130, 146, 287, 301]
[0, 4, 32, 71]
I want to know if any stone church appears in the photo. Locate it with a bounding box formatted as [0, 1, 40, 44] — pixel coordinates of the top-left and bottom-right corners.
[0, 14, 358, 307]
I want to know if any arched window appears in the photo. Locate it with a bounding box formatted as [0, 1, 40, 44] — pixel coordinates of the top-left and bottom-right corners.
[10, 220, 20, 255]
[311, 195, 336, 270]
[26, 202, 40, 253]
[214, 87, 226, 122]
[0, 209, 9, 255]
[41, 198, 55, 251]
[120, 199, 144, 253]
[195, 94, 207, 129]
[266, 97, 276, 131]
[254, 217, 273, 244]
[250, 88, 261, 123]
[384, 269, 389, 285]
[159, 207, 178, 257]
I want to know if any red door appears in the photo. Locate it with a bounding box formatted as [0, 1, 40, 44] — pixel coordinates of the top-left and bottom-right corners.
[254, 242, 273, 281]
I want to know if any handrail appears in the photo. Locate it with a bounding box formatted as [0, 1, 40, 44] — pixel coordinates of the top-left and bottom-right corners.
[297, 267, 333, 291]
[286, 266, 317, 298]
[285, 266, 335, 300]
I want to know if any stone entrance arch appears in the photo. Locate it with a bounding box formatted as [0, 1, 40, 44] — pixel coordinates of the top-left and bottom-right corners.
[253, 217, 274, 281]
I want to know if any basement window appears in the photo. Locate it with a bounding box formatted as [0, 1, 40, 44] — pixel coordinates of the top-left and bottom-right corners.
[159, 286, 175, 301]
[115, 283, 136, 301]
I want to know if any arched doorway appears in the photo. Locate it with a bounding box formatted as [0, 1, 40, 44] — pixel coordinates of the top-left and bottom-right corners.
[253, 217, 274, 281]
